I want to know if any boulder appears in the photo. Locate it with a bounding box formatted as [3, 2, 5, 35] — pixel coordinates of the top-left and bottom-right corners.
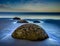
[13, 17, 21, 20]
[33, 20, 40, 23]
[12, 23, 49, 41]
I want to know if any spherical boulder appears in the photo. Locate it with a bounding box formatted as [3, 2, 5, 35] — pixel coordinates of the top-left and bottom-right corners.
[12, 23, 49, 41]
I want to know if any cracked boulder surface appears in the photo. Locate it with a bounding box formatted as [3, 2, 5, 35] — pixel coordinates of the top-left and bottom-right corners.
[12, 23, 49, 41]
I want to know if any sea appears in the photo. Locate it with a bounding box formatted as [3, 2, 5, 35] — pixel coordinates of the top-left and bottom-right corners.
[0, 12, 60, 46]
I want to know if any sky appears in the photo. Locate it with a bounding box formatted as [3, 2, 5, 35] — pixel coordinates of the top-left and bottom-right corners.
[0, 0, 60, 12]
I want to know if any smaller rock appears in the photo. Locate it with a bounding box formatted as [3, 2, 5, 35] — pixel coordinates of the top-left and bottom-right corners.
[13, 17, 21, 20]
[33, 20, 40, 23]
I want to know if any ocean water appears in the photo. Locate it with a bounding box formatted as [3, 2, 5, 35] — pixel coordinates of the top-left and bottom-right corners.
[0, 15, 60, 19]
[0, 12, 60, 46]
[0, 18, 60, 46]
[0, 12, 60, 19]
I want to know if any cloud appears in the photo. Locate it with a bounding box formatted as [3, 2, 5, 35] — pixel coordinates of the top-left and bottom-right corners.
[0, 0, 60, 12]
[0, 3, 12, 9]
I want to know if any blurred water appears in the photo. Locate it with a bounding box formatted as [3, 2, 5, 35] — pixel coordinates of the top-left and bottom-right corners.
[0, 18, 60, 46]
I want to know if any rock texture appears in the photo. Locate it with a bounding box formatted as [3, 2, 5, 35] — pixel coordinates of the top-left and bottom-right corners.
[12, 23, 49, 41]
